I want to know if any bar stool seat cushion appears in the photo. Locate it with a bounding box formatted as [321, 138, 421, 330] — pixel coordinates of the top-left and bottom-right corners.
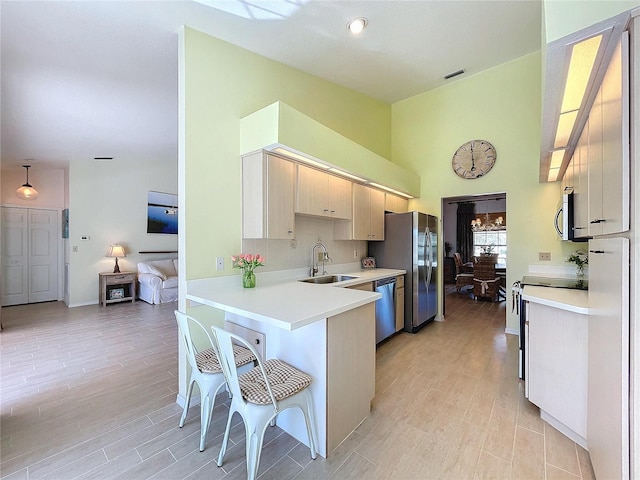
[239, 359, 312, 405]
[195, 345, 255, 374]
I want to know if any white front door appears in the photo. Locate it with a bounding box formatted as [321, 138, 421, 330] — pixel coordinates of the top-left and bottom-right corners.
[1, 207, 59, 306]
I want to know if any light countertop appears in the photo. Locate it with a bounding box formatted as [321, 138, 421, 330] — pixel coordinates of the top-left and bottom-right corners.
[522, 285, 589, 315]
[187, 267, 405, 331]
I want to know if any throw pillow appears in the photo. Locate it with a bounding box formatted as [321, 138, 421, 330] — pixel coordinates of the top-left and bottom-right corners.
[148, 265, 168, 281]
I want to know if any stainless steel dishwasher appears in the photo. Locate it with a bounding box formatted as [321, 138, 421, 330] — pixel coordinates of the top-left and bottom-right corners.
[375, 277, 396, 344]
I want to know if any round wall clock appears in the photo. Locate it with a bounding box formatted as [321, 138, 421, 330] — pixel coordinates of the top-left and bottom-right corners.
[452, 140, 497, 179]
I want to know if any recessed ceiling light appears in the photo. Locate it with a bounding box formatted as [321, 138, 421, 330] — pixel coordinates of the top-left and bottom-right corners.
[347, 17, 367, 35]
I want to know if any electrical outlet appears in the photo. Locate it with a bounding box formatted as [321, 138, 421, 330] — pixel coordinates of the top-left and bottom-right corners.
[353, 249, 358, 259]
[216, 256, 224, 271]
[290, 238, 297, 249]
[539, 252, 551, 261]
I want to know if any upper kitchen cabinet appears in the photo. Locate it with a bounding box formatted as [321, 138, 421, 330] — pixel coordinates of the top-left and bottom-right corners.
[335, 184, 385, 241]
[574, 122, 590, 237]
[588, 35, 629, 236]
[295, 165, 352, 220]
[384, 193, 408, 213]
[242, 151, 295, 239]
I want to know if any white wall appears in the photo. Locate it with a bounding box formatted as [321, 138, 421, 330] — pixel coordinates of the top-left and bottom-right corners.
[68, 157, 177, 306]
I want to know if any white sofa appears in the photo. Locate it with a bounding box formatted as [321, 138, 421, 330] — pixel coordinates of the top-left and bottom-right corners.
[137, 259, 178, 304]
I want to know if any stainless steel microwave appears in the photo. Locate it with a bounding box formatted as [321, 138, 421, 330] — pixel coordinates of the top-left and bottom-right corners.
[554, 188, 588, 242]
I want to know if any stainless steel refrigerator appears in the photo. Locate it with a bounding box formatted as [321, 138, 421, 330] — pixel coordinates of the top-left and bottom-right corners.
[368, 211, 438, 332]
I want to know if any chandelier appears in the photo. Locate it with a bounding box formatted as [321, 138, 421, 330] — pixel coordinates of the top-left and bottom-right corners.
[471, 212, 505, 232]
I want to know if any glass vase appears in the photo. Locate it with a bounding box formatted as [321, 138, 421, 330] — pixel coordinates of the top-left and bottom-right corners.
[242, 270, 256, 288]
[576, 264, 585, 277]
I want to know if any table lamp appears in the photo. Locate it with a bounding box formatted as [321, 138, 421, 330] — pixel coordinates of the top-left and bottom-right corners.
[106, 244, 126, 273]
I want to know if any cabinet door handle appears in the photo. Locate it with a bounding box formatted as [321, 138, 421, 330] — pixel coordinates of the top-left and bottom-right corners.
[288, 230, 294, 235]
[323, 209, 329, 212]
[589, 250, 605, 254]
[590, 219, 605, 224]
[330, 210, 336, 214]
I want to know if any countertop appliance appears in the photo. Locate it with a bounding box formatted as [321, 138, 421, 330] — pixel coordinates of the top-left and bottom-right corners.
[368, 211, 438, 333]
[374, 276, 396, 343]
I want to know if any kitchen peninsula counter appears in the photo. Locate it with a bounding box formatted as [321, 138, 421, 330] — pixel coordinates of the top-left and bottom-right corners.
[522, 285, 589, 315]
[186, 267, 405, 330]
[186, 267, 405, 458]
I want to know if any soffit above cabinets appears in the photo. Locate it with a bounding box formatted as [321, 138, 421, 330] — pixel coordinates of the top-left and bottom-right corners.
[240, 101, 420, 198]
[539, 10, 631, 183]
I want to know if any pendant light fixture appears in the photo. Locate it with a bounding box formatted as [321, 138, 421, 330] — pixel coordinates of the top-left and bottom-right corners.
[16, 165, 39, 200]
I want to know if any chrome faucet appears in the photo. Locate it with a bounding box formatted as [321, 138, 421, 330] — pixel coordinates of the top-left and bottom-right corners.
[310, 242, 330, 277]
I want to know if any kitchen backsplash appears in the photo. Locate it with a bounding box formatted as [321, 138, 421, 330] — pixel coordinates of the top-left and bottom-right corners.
[242, 216, 368, 273]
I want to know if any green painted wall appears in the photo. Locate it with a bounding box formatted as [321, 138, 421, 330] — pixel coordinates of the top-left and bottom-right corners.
[392, 52, 559, 332]
[182, 28, 392, 283]
[543, 0, 638, 43]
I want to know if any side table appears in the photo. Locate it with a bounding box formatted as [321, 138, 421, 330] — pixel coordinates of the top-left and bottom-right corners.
[99, 272, 136, 307]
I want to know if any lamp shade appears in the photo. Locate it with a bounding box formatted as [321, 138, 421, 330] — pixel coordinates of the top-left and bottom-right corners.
[16, 165, 39, 200]
[106, 244, 126, 258]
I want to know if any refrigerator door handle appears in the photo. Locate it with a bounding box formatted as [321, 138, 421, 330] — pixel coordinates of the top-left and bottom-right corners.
[425, 227, 432, 289]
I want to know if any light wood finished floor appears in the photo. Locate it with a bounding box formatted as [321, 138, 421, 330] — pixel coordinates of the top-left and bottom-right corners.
[0, 287, 595, 479]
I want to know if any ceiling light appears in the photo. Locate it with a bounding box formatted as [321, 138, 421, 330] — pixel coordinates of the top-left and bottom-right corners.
[368, 182, 413, 199]
[327, 168, 367, 183]
[273, 147, 330, 169]
[549, 150, 565, 169]
[16, 165, 39, 200]
[561, 35, 602, 113]
[347, 17, 367, 35]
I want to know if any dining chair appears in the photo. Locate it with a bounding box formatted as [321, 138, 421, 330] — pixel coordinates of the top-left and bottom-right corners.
[211, 325, 318, 480]
[174, 311, 256, 452]
[453, 252, 474, 292]
[472, 258, 501, 301]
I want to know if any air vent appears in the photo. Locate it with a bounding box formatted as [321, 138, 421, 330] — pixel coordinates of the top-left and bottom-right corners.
[444, 69, 465, 80]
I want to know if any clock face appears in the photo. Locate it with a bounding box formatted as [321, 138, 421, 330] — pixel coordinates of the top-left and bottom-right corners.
[452, 140, 497, 179]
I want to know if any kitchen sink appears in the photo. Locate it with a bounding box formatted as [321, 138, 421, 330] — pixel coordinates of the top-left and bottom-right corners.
[299, 275, 358, 284]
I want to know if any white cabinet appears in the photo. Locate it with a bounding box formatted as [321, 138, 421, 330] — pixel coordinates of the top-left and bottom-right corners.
[574, 122, 590, 236]
[242, 151, 295, 239]
[587, 237, 630, 480]
[295, 165, 352, 219]
[587, 36, 629, 236]
[526, 301, 588, 446]
[335, 184, 385, 241]
[384, 193, 408, 213]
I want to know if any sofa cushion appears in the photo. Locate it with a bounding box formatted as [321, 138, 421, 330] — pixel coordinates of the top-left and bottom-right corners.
[138, 259, 177, 278]
[162, 276, 178, 289]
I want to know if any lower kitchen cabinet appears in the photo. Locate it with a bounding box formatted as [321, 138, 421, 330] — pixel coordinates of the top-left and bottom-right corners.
[395, 275, 404, 332]
[526, 301, 587, 446]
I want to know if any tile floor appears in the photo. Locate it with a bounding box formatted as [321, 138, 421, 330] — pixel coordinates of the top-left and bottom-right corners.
[0, 287, 595, 479]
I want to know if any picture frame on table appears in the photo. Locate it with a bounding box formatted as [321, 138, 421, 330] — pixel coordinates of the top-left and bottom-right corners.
[109, 288, 125, 300]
